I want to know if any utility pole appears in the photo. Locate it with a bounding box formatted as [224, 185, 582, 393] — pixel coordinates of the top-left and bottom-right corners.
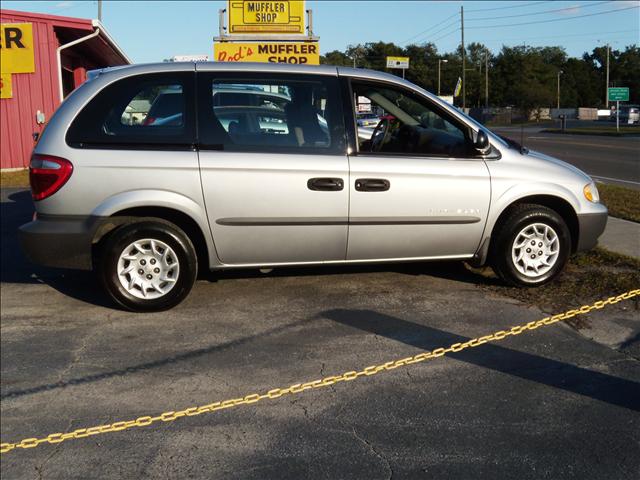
[605, 43, 610, 108]
[438, 59, 448, 96]
[461, 6, 465, 109]
[98, 0, 102, 21]
[485, 49, 489, 108]
[478, 56, 482, 108]
[557, 70, 563, 109]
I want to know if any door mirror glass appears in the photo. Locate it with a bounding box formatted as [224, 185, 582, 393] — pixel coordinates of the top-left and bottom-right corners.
[474, 130, 490, 153]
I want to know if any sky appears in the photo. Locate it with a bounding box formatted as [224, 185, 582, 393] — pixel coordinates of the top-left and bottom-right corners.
[2, 0, 639, 62]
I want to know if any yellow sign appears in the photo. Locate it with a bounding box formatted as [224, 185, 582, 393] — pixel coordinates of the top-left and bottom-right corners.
[386, 56, 410, 69]
[228, 1, 305, 34]
[0, 23, 35, 74]
[214, 41, 319, 64]
[454, 77, 462, 97]
[0, 73, 12, 98]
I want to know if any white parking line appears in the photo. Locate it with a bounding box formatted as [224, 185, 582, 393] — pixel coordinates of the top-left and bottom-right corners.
[592, 175, 640, 186]
[524, 137, 639, 150]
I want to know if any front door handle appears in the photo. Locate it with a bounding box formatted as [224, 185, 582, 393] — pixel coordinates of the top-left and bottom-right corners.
[355, 178, 390, 192]
[307, 177, 344, 191]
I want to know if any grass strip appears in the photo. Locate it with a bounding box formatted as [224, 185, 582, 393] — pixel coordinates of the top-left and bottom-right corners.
[598, 183, 640, 223]
[472, 248, 640, 328]
[0, 169, 29, 189]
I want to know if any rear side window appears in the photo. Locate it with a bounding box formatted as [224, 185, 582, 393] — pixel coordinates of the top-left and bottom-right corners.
[67, 73, 195, 149]
[197, 73, 345, 154]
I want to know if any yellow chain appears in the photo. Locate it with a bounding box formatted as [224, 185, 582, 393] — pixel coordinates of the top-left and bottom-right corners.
[1, 289, 638, 455]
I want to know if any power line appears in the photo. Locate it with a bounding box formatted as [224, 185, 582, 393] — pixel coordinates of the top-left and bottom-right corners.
[466, 5, 639, 29]
[466, 1, 552, 13]
[488, 28, 638, 43]
[466, 1, 612, 21]
[411, 18, 460, 44]
[401, 12, 458, 45]
[432, 28, 460, 43]
[553, 35, 634, 46]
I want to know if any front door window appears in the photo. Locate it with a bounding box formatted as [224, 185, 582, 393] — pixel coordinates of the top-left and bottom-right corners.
[353, 82, 470, 158]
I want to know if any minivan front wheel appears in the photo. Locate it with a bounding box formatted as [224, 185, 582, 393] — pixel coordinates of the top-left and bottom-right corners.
[100, 221, 197, 311]
[490, 204, 571, 286]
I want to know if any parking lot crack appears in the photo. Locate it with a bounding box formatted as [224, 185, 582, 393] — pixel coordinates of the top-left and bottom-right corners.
[56, 330, 96, 383]
[351, 427, 393, 479]
[34, 419, 72, 479]
[320, 362, 337, 395]
[290, 398, 312, 420]
[289, 398, 355, 438]
[406, 369, 416, 384]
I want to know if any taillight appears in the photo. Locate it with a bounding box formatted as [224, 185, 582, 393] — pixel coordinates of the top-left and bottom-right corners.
[29, 154, 73, 201]
[143, 116, 156, 126]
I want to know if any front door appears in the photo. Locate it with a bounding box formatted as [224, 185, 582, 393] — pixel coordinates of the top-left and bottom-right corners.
[196, 69, 349, 266]
[345, 78, 491, 261]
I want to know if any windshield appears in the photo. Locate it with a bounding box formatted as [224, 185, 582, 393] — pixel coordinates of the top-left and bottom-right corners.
[409, 84, 510, 149]
[455, 108, 510, 149]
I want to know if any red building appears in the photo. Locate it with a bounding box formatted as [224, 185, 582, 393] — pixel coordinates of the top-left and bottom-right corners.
[1, 10, 130, 170]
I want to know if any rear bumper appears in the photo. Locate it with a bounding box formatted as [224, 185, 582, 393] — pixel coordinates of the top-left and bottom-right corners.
[18, 214, 103, 270]
[576, 208, 608, 252]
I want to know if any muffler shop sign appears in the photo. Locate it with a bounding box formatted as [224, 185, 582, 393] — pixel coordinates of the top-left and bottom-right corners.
[0, 23, 35, 74]
[214, 41, 319, 64]
[229, 1, 305, 34]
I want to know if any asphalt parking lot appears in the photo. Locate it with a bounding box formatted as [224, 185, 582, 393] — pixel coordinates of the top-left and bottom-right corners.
[1, 186, 639, 479]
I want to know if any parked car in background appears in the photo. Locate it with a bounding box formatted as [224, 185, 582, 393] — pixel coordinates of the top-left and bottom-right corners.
[356, 112, 380, 127]
[20, 63, 607, 311]
[618, 105, 640, 124]
[144, 87, 291, 126]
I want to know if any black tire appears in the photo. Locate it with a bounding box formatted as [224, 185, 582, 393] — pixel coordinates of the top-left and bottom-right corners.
[490, 204, 571, 287]
[100, 220, 197, 312]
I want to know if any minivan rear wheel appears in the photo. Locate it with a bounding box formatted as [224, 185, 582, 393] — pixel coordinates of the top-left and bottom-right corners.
[100, 220, 197, 311]
[490, 204, 571, 287]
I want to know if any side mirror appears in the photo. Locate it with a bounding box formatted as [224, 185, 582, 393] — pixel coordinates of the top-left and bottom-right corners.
[474, 130, 490, 153]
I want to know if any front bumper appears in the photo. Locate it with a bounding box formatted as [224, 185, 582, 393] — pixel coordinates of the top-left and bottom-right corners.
[576, 207, 608, 252]
[18, 214, 104, 270]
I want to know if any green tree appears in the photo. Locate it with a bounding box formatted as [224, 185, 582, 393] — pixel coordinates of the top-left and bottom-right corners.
[318, 40, 640, 109]
[320, 50, 352, 67]
[464, 42, 490, 107]
[492, 46, 555, 116]
[614, 45, 640, 104]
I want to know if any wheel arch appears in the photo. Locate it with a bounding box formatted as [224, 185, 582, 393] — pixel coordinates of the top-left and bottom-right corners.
[92, 206, 212, 271]
[489, 194, 579, 256]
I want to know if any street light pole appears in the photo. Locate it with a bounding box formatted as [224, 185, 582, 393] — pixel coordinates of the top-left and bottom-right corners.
[460, 6, 465, 109]
[485, 49, 489, 108]
[557, 70, 563, 110]
[605, 43, 610, 108]
[438, 59, 448, 96]
[98, 0, 102, 21]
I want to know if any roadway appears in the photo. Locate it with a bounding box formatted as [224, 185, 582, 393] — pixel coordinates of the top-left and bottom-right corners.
[492, 124, 640, 190]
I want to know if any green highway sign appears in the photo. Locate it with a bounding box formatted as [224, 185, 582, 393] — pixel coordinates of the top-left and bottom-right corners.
[608, 87, 629, 102]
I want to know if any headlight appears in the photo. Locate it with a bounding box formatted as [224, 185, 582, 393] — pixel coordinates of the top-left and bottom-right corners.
[583, 182, 600, 203]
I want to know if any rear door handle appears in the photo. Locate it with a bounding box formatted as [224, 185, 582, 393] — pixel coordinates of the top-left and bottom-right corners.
[307, 177, 344, 191]
[355, 178, 390, 192]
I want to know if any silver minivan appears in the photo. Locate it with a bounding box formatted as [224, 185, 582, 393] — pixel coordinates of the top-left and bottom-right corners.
[19, 62, 607, 311]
